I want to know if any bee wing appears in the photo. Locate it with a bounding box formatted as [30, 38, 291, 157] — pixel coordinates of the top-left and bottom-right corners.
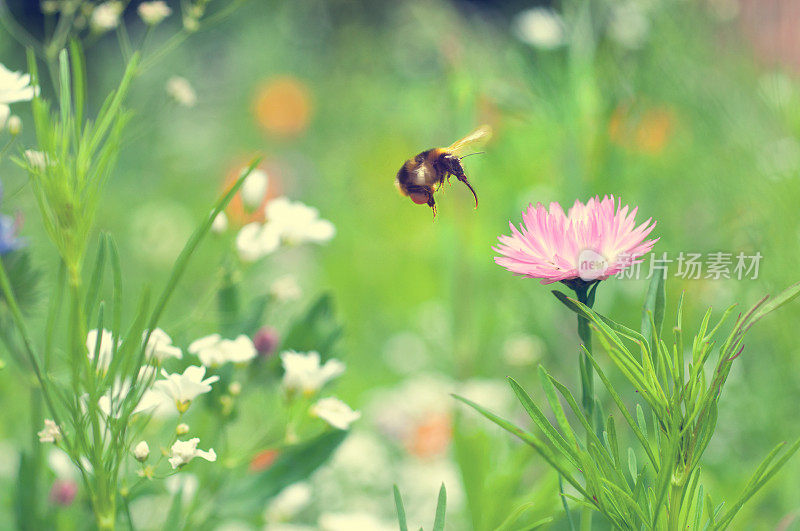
[446, 124, 493, 155]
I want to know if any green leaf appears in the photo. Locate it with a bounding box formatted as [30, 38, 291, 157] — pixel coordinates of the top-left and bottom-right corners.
[642, 272, 666, 345]
[452, 394, 589, 499]
[432, 483, 447, 531]
[215, 430, 347, 518]
[745, 281, 800, 328]
[394, 485, 408, 531]
[627, 447, 637, 481]
[14, 451, 41, 531]
[508, 377, 580, 467]
[281, 293, 343, 355]
[715, 436, 800, 528]
[537, 366, 578, 449]
[636, 404, 648, 439]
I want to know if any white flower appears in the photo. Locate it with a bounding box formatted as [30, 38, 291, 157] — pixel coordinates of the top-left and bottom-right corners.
[264, 482, 312, 523]
[311, 397, 360, 430]
[281, 351, 345, 395]
[38, 419, 61, 443]
[188, 334, 256, 367]
[0, 105, 8, 130]
[132, 441, 150, 462]
[608, 3, 649, 49]
[166, 76, 197, 107]
[0, 62, 36, 104]
[513, 8, 565, 49]
[271, 275, 302, 302]
[176, 423, 190, 435]
[234, 197, 334, 261]
[143, 328, 182, 361]
[137, 1, 171, 25]
[235, 222, 280, 261]
[86, 329, 117, 371]
[24, 149, 48, 171]
[91, 2, 123, 32]
[265, 197, 336, 245]
[168, 438, 217, 469]
[241, 169, 269, 209]
[211, 211, 228, 233]
[152, 366, 220, 413]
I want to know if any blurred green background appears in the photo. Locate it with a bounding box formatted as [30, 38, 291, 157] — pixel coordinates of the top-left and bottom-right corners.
[2, 0, 800, 528]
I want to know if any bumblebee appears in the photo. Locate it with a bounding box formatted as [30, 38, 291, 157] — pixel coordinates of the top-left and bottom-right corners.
[395, 125, 491, 216]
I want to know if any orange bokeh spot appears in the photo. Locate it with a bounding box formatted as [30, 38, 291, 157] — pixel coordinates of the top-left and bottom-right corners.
[222, 159, 282, 225]
[249, 448, 279, 472]
[608, 102, 676, 155]
[253, 76, 313, 137]
[406, 413, 452, 459]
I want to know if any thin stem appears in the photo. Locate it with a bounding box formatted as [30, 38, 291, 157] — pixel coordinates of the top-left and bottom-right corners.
[572, 282, 596, 531]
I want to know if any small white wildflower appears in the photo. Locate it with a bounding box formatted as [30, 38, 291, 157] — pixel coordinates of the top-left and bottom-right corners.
[143, 328, 182, 361]
[152, 365, 220, 413]
[0, 62, 36, 104]
[24, 149, 48, 171]
[90, 1, 123, 32]
[271, 274, 302, 302]
[183, 15, 200, 32]
[7, 115, 21, 135]
[86, 329, 117, 371]
[513, 8, 565, 49]
[166, 76, 197, 107]
[281, 351, 345, 396]
[211, 211, 228, 233]
[132, 441, 150, 462]
[168, 438, 216, 469]
[265, 196, 336, 245]
[137, 1, 171, 25]
[176, 423, 190, 435]
[311, 397, 360, 430]
[0, 105, 8, 130]
[235, 222, 280, 261]
[38, 419, 61, 443]
[189, 334, 256, 367]
[240, 169, 269, 209]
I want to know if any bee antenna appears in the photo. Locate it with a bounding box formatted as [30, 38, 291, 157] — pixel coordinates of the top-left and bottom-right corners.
[459, 151, 485, 160]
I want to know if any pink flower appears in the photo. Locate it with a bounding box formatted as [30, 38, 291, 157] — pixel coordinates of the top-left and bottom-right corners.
[494, 195, 657, 284]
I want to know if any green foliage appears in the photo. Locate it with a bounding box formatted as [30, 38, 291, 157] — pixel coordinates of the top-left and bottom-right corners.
[460, 277, 800, 529]
[394, 483, 448, 531]
[215, 430, 348, 519]
[281, 294, 343, 355]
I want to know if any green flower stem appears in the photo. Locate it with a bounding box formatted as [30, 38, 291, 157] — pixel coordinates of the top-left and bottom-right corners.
[563, 279, 597, 531]
[574, 286, 595, 426]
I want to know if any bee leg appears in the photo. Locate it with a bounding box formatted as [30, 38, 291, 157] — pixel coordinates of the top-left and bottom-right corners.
[406, 185, 437, 217]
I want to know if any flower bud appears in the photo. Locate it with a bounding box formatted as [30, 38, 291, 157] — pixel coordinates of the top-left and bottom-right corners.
[253, 326, 279, 358]
[176, 423, 190, 435]
[229, 381, 242, 396]
[7, 115, 21, 136]
[138, 1, 171, 26]
[49, 479, 78, 506]
[133, 441, 150, 462]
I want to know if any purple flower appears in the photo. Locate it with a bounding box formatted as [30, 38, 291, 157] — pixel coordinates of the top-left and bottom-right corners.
[0, 213, 24, 254]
